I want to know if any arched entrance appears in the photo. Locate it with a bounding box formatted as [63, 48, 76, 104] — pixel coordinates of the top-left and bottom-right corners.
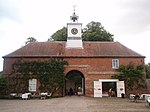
[65, 70, 85, 96]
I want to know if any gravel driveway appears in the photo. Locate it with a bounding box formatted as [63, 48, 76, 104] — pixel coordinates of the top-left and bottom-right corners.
[0, 96, 149, 112]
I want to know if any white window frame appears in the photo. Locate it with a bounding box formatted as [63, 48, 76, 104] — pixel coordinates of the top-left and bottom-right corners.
[29, 79, 37, 92]
[112, 59, 119, 69]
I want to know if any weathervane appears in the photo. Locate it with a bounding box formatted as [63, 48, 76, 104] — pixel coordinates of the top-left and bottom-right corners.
[73, 5, 76, 13]
[70, 5, 78, 22]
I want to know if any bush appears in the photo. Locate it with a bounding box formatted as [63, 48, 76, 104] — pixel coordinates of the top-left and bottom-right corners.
[0, 95, 11, 99]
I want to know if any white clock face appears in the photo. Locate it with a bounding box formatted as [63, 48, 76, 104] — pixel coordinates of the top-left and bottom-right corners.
[71, 28, 78, 35]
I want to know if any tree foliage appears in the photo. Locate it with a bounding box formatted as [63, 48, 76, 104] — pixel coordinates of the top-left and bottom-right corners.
[48, 21, 114, 41]
[25, 37, 37, 45]
[49, 27, 67, 41]
[9, 59, 68, 96]
[145, 63, 150, 78]
[82, 21, 113, 41]
[112, 63, 146, 92]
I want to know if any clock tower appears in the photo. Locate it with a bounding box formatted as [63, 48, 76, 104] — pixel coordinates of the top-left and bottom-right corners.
[66, 10, 83, 48]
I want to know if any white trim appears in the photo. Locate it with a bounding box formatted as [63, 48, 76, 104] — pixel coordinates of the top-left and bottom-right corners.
[99, 79, 119, 82]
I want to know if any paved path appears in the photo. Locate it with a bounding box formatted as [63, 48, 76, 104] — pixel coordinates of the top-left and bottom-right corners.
[0, 96, 150, 112]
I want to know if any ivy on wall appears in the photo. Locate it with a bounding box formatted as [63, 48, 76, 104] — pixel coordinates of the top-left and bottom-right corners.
[0, 77, 8, 95]
[8, 59, 68, 96]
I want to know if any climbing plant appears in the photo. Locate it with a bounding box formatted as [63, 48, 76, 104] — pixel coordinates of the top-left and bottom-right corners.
[112, 63, 146, 92]
[0, 76, 8, 95]
[9, 59, 68, 95]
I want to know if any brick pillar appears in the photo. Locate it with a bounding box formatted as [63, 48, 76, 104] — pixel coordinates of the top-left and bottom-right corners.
[85, 79, 94, 97]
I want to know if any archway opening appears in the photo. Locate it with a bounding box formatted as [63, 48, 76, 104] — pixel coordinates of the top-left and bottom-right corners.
[65, 70, 85, 96]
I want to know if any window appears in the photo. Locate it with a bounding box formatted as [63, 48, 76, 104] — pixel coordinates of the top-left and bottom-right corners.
[29, 79, 37, 92]
[112, 59, 119, 69]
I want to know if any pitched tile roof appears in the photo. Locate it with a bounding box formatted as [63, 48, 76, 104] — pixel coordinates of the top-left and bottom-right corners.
[3, 41, 145, 58]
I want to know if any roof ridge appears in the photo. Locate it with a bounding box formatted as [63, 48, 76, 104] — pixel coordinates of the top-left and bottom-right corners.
[83, 41, 115, 43]
[30, 41, 66, 43]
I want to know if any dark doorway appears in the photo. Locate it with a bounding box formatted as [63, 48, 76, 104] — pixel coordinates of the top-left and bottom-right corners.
[65, 70, 85, 96]
[102, 82, 117, 97]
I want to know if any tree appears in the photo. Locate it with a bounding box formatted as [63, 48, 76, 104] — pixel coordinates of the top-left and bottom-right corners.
[48, 27, 67, 41]
[25, 37, 37, 45]
[48, 21, 114, 41]
[82, 21, 114, 41]
[145, 63, 150, 78]
[112, 63, 146, 93]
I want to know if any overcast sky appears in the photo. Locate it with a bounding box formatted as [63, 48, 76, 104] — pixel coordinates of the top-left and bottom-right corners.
[0, 0, 150, 71]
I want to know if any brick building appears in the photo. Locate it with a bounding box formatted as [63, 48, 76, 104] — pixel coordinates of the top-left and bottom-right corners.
[2, 12, 145, 97]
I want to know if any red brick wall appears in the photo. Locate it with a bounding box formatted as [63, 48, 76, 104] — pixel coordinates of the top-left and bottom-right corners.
[3, 57, 145, 96]
[64, 57, 144, 73]
[3, 57, 144, 74]
[64, 57, 145, 96]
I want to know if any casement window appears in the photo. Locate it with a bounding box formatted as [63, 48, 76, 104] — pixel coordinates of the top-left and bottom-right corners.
[112, 59, 119, 69]
[29, 79, 37, 92]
